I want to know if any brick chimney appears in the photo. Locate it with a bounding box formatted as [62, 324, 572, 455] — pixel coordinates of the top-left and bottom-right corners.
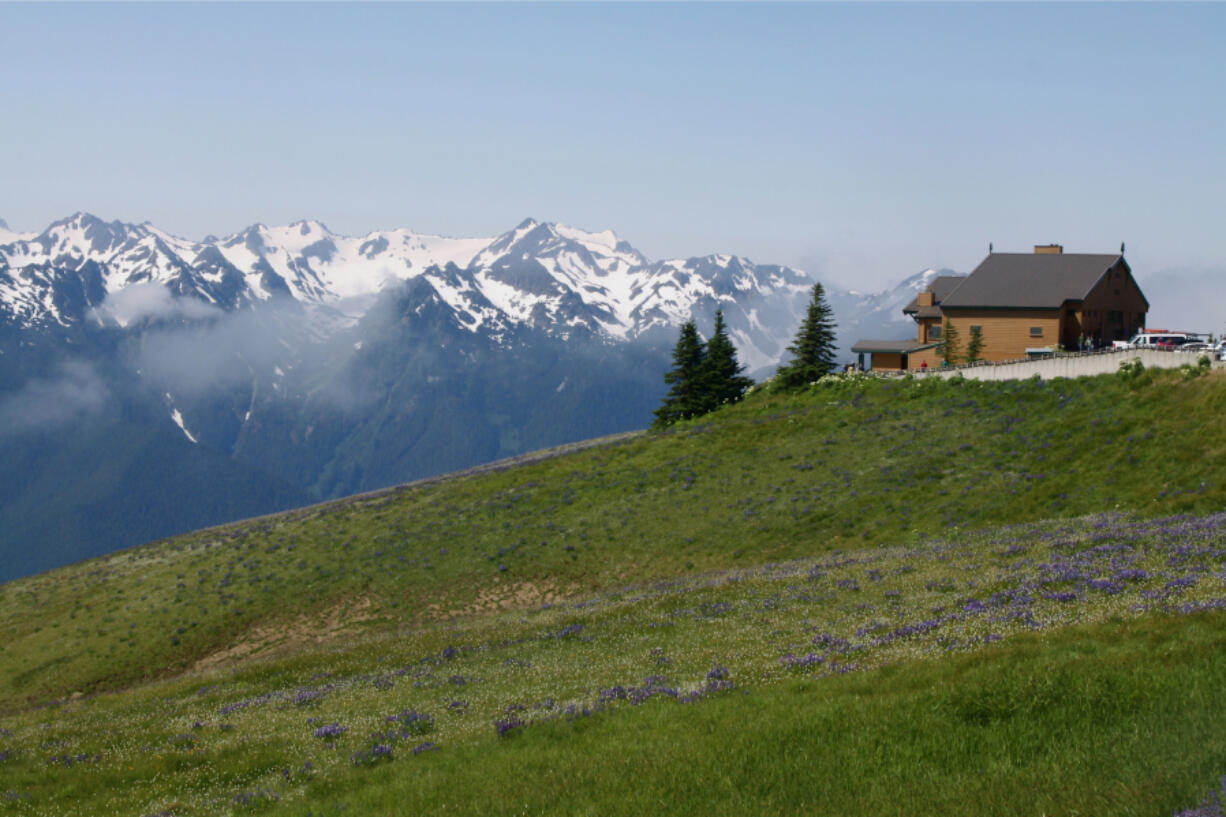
[1034, 244, 1063, 254]
[917, 291, 934, 307]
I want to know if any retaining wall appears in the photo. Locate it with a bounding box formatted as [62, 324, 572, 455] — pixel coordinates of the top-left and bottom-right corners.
[924, 348, 1223, 382]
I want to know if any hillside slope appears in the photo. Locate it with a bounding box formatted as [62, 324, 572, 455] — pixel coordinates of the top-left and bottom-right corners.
[2, 369, 1226, 815]
[5, 368, 1226, 704]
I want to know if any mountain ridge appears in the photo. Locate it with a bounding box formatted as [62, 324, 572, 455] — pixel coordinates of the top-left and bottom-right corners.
[0, 212, 825, 372]
[1, 212, 952, 369]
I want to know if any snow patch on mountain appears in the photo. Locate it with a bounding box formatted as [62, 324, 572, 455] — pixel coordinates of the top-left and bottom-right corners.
[170, 408, 197, 443]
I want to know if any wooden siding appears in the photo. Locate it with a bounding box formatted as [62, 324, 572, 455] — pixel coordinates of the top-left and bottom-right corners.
[1078, 260, 1149, 343]
[940, 308, 1063, 362]
[870, 352, 904, 371]
[907, 346, 944, 370]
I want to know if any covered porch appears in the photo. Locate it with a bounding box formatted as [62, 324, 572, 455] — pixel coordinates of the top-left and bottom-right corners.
[850, 339, 938, 372]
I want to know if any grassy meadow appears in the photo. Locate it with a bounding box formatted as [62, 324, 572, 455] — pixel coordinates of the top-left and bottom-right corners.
[3, 367, 1226, 815]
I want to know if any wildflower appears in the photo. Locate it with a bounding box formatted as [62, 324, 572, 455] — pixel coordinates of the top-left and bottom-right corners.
[312, 723, 347, 740]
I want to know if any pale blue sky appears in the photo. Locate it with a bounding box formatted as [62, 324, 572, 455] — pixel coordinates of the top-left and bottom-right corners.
[2, 2, 1223, 299]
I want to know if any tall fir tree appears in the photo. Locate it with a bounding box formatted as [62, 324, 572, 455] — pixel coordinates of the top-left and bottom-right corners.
[776, 283, 838, 388]
[964, 325, 983, 364]
[936, 318, 960, 365]
[703, 309, 754, 408]
[653, 320, 708, 428]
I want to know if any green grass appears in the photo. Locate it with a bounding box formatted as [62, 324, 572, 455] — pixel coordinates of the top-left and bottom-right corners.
[284, 612, 1226, 817]
[2, 368, 1226, 815]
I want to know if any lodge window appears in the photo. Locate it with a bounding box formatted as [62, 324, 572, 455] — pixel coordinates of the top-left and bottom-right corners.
[970, 325, 982, 334]
[1030, 327, 1043, 337]
[1108, 310, 1123, 324]
[928, 324, 941, 340]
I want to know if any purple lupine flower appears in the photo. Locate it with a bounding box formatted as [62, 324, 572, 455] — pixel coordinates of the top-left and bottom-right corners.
[385, 709, 434, 735]
[780, 653, 825, 670]
[495, 716, 525, 738]
[548, 623, 584, 639]
[312, 723, 347, 740]
[811, 633, 851, 652]
[598, 685, 628, 703]
[1167, 576, 1198, 592]
[962, 598, 989, 614]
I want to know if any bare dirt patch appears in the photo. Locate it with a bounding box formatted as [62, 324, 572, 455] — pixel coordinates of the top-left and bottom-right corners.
[191, 597, 381, 672]
[421, 580, 581, 622]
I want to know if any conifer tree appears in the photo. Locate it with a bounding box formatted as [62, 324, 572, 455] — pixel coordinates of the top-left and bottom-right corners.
[936, 318, 960, 365]
[964, 326, 983, 364]
[703, 309, 754, 408]
[777, 283, 838, 388]
[653, 320, 708, 428]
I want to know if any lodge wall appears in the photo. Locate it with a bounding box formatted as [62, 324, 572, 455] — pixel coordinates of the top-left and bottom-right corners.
[939, 308, 1063, 362]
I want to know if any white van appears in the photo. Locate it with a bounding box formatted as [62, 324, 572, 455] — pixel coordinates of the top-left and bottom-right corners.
[1112, 331, 1194, 350]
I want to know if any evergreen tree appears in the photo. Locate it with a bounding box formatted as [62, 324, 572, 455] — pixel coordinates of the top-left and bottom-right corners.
[703, 309, 754, 408]
[936, 318, 960, 366]
[777, 283, 838, 388]
[653, 321, 708, 428]
[964, 325, 983, 364]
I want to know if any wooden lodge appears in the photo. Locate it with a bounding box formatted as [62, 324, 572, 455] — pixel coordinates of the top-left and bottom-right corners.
[853, 244, 1149, 372]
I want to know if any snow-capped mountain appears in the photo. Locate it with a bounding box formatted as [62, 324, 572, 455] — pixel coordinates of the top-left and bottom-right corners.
[0, 213, 495, 328]
[0, 213, 814, 371]
[0, 212, 961, 393]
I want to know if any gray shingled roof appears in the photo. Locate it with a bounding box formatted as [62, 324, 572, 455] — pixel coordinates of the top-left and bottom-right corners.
[940, 253, 1122, 309]
[850, 339, 937, 354]
[902, 275, 968, 317]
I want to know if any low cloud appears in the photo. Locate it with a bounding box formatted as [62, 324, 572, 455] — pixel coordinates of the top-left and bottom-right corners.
[92, 282, 222, 327]
[0, 361, 108, 436]
[134, 307, 302, 396]
[81, 283, 319, 398]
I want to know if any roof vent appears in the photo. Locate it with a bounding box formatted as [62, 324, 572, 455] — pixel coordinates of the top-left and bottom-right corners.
[1034, 244, 1063, 255]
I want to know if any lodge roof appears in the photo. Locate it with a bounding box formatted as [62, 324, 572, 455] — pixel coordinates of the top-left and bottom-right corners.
[940, 253, 1130, 310]
[850, 340, 938, 354]
[902, 275, 968, 318]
